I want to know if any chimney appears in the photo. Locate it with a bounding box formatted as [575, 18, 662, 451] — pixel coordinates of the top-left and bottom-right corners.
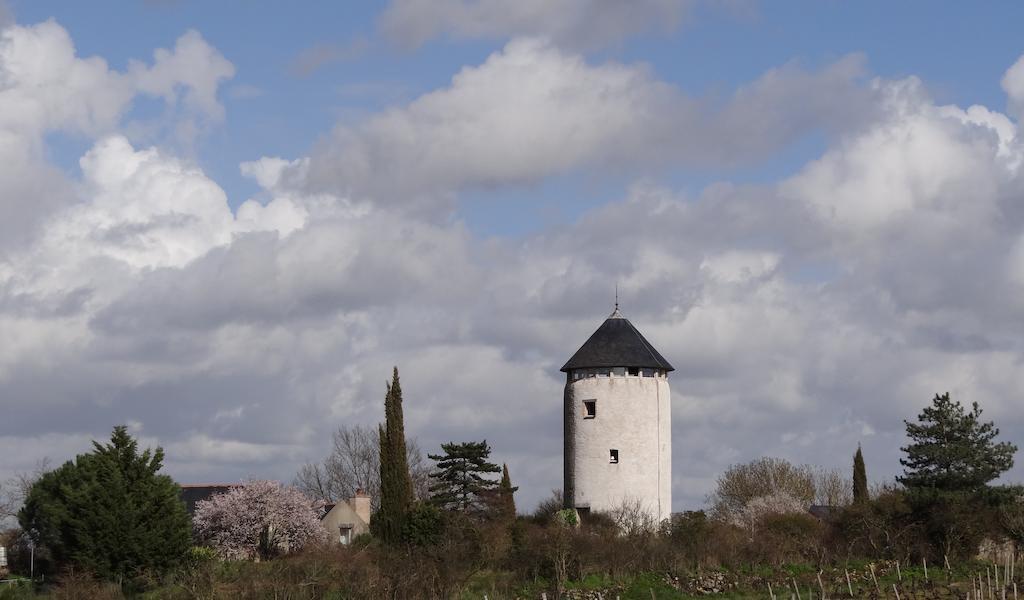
[352, 488, 371, 526]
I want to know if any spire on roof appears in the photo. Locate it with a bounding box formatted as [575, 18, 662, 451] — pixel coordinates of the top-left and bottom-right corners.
[610, 284, 623, 318]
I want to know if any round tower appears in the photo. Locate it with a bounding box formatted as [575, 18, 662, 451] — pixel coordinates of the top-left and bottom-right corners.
[562, 305, 673, 522]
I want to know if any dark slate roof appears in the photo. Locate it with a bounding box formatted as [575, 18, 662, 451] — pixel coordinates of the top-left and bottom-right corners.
[179, 484, 239, 516]
[561, 308, 674, 372]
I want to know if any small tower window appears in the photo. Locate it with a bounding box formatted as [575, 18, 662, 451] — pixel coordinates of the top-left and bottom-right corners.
[609, 449, 619, 464]
[628, 367, 639, 376]
[583, 400, 596, 418]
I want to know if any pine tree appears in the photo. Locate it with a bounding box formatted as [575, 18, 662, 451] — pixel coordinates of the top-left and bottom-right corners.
[372, 367, 414, 543]
[18, 426, 191, 580]
[899, 393, 1017, 491]
[852, 445, 869, 504]
[428, 441, 501, 514]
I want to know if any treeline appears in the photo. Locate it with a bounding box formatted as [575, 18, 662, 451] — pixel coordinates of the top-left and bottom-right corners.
[1, 371, 1023, 599]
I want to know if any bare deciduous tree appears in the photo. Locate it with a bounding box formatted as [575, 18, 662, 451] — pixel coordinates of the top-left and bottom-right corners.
[605, 497, 658, 536]
[709, 457, 817, 521]
[1, 458, 50, 524]
[294, 425, 430, 511]
[812, 467, 853, 507]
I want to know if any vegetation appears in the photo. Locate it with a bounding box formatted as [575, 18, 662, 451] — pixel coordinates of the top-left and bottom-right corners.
[853, 445, 869, 504]
[17, 426, 190, 582]
[192, 480, 326, 560]
[496, 463, 518, 522]
[4, 388, 1023, 599]
[372, 366, 416, 544]
[899, 392, 1016, 491]
[293, 423, 432, 510]
[428, 440, 502, 513]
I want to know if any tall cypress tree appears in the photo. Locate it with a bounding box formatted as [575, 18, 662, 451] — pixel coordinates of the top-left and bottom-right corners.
[372, 367, 414, 543]
[498, 463, 518, 521]
[852, 445, 869, 504]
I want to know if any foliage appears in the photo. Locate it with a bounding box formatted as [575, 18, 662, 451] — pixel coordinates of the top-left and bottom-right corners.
[428, 440, 501, 514]
[661, 511, 712, 569]
[531, 489, 564, 524]
[747, 512, 825, 565]
[812, 467, 852, 506]
[729, 491, 808, 530]
[192, 480, 326, 561]
[17, 426, 190, 581]
[853, 445, 869, 504]
[709, 457, 816, 522]
[899, 392, 1016, 491]
[495, 463, 518, 521]
[400, 501, 444, 547]
[372, 367, 415, 544]
[293, 424, 431, 510]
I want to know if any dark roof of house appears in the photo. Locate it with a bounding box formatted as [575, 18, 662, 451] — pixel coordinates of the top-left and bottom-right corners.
[179, 484, 239, 516]
[561, 308, 674, 372]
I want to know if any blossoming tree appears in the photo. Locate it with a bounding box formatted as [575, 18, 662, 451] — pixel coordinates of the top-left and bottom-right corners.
[193, 480, 327, 560]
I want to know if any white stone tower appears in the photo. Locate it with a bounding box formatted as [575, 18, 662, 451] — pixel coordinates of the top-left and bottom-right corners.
[562, 305, 673, 522]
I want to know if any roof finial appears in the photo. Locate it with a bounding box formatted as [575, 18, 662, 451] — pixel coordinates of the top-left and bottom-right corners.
[610, 284, 622, 318]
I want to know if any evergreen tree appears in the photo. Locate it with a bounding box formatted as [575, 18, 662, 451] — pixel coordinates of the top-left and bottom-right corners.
[497, 463, 518, 521]
[899, 393, 1017, 491]
[18, 426, 191, 581]
[853, 445, 869, 504]
[372, 367, 414, 543]
[428, 441, 501, 514]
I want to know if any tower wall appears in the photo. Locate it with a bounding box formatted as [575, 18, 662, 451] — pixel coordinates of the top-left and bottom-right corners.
[564, 372, 671, 522]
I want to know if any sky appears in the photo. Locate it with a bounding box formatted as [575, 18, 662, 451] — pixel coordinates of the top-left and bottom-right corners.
[3, 0, 1024, 513]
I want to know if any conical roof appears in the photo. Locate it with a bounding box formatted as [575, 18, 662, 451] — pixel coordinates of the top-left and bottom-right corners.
[560, 307, 674, 373]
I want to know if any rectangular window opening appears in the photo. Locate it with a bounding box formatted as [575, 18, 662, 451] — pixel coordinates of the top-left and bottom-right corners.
[609, 449, 619, 464]
[583, 400, 596, 418]
[628, 367, 639, 376]
[339, 526, 353, 545]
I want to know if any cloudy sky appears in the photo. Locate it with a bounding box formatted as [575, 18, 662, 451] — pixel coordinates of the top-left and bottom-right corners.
[3, 0, 1024, 512]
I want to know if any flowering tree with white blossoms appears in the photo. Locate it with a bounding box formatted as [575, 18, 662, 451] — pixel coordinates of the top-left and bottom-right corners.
[193, 480, 327, 560]
[729, 491, 809, 531]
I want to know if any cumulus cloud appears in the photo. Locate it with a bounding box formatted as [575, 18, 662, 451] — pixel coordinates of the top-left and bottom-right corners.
[0, 20, 233, 248]
[1002, 54, 1024, 121]
[301, 39, 874, 214]
[6, 18, 1024, 516]
[379, 0, 694, 49]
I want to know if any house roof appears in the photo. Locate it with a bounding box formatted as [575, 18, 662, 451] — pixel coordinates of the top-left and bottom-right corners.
[179, 483, 239, 516]
[561, 307, 674, 372]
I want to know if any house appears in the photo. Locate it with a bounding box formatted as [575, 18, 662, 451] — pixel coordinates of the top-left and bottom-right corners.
[320, 489, 371, 545]
[179, 483, 240, 517]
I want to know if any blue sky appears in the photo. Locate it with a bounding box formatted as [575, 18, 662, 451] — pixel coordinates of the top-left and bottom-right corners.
[4, 0, 1024, 513]
[16, 1, 1024, 236]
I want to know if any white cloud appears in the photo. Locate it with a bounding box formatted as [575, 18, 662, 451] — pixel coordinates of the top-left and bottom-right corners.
[1002, 53, 1024, 121]
[0, 20, 234, 247]
[6, 21, 1024, 516]
[301, 39, 874, 213]
[129, 29, 234, 122]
